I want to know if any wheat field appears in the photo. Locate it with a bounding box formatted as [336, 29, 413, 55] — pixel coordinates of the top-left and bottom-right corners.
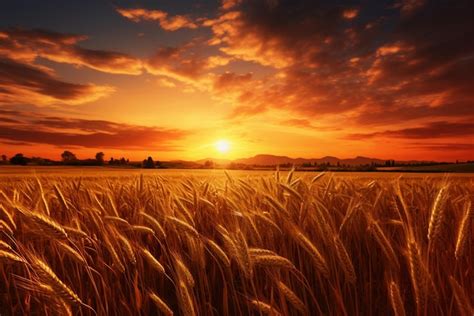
[0, 170, 472, 315]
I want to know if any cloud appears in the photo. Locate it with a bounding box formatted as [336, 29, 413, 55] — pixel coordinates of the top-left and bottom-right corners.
[201, 0, 474, 137]
[0, 110, 187, 150]
[346, 121, 474, 140]
[0, 28, 143, 75]
[146, 46, 206, 82]
[406, 142, 474, 152]
[397, 0, 426, 16]
[229, 103, 267, 118]
[201, 0, 386, 121]
[116, 8, 197, 31]
[342, 8, 359, 20]
[145, 44, 232, 89]
[213, 72, 252, 91]
[221, 0, 241, 10]
[205, 1, 362, 68]
[0, 57, 113, 106]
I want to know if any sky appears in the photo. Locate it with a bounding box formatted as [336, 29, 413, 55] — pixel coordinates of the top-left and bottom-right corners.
[0, 0, 472, 162]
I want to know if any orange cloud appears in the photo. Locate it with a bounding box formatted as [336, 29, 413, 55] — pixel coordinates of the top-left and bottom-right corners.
[213, 72, 252, 91]
[116, 8, 197, 31]
[204, 11, 293, 68]
[204, 0, 474, 140]
[0, 28, 143, 75]
[398, 0, 426, 16]
[221, 0, 241, 10]
[346, 121, 474, 140]
[0, 58, 113, 106]
[342, 9, 359, 19]
[144, 44, 233, 90]
[0, 110, 187, 150]
[145, 46, 208, 85]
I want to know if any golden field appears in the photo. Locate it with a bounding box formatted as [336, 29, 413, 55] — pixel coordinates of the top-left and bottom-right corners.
[0, 168, 472, 315]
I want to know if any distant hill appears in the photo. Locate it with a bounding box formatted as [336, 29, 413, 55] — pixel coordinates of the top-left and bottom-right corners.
[195, 158, 232, 165]
[232, 154, 386, 166]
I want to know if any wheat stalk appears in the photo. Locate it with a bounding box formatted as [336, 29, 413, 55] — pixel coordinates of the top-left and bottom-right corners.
[166, 216, 200, 238]
[175, 257, 195, 287]
[0, 204, 16, 229]
[103, 215, 131, 227]
[389, 281, 406, 316]
[369, 221, 400, 269]
[140, 211, 166, 239]
[0, 249, 24, 264]
[130, 225, 156, 236]
[252, 254, 296, 270]
[0, 240, 12, 251]
[32, 257, 83, 306]
[250, 299, 282, 316]
[455, 201, 472, 260]
[0, 219, 14, 235]
[17, 207, 68, 239]
[205, 238, 231, 267]
[427, 186, 447, 243]
[294, 231, 330, 278]
[277, 281, 307, 314]
[178, 280, 196, 316]
[449, 276, 473, 316]
[333, 235, 356, 284]
[149, 291, 174, 316]
[407, 240, 427, 314]
[104, 236, 125, 273]
[118, 234, 136, 265]
[141, 248, 165, 275]
[56, 241, 86, 265]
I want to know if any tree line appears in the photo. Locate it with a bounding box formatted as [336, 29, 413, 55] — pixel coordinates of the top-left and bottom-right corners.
[0, 151, 162, 169]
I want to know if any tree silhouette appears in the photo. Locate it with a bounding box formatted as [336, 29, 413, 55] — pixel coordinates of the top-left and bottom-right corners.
[143, 156, 155, 169]
[10, 153, 29, 165]
[95, 152, 105, 165]
[204, 160, 214, 168]
[61, 151, 77, 164]
[1, 155, 7, 162]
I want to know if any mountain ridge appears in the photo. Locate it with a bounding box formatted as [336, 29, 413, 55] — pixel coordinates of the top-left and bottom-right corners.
[196, 154, 432, 166]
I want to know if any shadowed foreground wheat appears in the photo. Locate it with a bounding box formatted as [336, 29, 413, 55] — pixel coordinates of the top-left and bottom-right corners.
[0, 172, 472, 315]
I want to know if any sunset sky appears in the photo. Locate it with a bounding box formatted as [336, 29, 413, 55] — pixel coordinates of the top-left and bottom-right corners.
[0, 0, 472, 162]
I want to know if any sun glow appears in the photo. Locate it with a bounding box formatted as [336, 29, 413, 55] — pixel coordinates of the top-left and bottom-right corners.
[215, 139, 231, 154]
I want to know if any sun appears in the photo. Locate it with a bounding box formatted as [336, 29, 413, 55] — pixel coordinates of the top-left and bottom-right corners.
[215, 139, 231, 154]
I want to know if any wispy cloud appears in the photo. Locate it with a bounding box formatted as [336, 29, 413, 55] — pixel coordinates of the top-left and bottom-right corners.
[116, 8, 198, 31]
[0, 110, 187, 150]
[0, 58, 113, 106]
[0, 28, 143, 75]
[346, 121, 474, 140]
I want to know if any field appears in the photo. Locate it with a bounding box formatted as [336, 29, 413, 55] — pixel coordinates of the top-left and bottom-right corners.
[0, 167, 472, 315]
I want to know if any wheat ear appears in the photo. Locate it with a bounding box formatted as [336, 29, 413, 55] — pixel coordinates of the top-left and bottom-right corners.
[32, 257, 83, 306]
[389, 281, 406, 316]
[427, 186, 447, 243]
[277, 281, 307, 314]
[333, 236, 356, 284]
[455, 201, 472, 260]
[141, 248, 165, 275]
[149, 291, 174, 316]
